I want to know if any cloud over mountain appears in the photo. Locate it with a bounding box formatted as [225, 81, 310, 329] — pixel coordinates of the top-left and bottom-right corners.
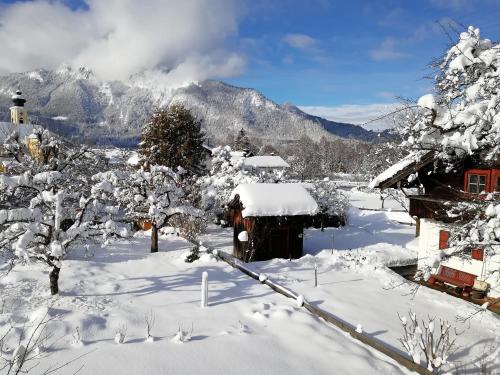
[0, 0, 244, 85]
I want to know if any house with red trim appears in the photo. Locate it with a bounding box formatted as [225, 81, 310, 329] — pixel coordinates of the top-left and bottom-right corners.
[370, 151, 500, 297]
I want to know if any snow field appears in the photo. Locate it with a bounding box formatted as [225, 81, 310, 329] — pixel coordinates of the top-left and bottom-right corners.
[1, 190, 498, 374]
[0, 230, 409, 375]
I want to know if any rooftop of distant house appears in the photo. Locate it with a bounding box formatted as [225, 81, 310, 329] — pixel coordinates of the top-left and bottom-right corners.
[242, 155, 290, 169]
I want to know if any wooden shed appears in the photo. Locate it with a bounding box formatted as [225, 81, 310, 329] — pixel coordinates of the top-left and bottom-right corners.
[228, 183, 318, 262]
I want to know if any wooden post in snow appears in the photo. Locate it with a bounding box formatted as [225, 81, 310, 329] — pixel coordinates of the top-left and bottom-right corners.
[201, 271, 208, 308]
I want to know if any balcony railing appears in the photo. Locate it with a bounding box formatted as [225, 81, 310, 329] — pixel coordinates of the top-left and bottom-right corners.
[409, 194, 499, 222]
[409, 195, 451, 221]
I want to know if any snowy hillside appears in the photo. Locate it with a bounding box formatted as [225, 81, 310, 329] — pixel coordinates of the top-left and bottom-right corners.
[0, 67, 380, 146]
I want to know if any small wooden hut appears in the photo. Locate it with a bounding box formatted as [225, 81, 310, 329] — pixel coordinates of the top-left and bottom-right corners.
[228, 183, 318, 262]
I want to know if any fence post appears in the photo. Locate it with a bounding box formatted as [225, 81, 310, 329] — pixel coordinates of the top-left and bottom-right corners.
[201, 271, 208, 308]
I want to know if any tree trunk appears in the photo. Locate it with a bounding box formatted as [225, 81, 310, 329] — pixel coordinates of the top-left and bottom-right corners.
[151, 223, 159, 253]
[49, 266, 60, 295]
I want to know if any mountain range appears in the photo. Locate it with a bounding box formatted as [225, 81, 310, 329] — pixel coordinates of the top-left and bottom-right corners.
[0, 67, 385, 147]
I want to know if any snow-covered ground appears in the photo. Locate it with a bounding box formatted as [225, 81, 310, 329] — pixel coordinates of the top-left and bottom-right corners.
[1, 231, 410, 375]
[1, 190, 498, 374]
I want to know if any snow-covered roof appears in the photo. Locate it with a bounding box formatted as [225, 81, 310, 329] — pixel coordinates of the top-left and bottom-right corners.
[230, 151, 245, 165]
[242, 156, 290, 169]
[231, 183, 319, 217]
[368, 151, 434, 189]
[0, 122, 40, 143]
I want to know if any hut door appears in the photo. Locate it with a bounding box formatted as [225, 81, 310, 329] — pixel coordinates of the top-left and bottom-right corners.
[269, 228, 289, 259]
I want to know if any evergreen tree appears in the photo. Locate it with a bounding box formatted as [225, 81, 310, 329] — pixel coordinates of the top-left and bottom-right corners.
[139, 104, 206, 174]
[233, 128, 254, 154]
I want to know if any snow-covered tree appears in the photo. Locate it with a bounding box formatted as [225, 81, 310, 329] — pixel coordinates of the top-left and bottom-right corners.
[200, 146, 258, 220]
[399, 26, 500, 255]
[138, 104, 206, 174]
[402, 27, 499, 163]
[283, 136, 321, 180]
[0, 132, 121, 295]
[361, 141, 408, 178]
[232, 128, 255, 154]
[93, 165, 201, 253]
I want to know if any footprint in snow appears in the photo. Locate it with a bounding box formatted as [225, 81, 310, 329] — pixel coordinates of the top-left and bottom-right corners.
[252, 311, 268, 321]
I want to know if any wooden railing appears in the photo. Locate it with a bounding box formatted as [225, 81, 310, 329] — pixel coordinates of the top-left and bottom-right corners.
[409, 195, 450, 220]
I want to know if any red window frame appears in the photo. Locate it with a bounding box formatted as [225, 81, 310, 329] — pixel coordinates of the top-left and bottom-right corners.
[492, 170, 500, 192]
[464, 169, 490, 193]
[439, 230, 449, 250]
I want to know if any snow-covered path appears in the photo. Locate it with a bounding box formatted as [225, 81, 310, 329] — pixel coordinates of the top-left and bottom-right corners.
[1, 231, 410, 375]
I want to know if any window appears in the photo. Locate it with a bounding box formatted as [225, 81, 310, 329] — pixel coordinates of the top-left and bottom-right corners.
[467, 174, 487, 193]
[464, 169, 500, 193]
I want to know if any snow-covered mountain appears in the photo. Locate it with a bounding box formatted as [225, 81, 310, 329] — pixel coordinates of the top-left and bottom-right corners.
[0, 67, 381, 147]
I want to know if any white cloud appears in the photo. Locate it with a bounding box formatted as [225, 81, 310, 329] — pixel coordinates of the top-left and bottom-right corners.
[283, 33, 331, 64]
[283, 33, 318, 50]
[0, 0, 244, 85]
[370, 38, 409, 61]
[377, 91, 397, 100]
[299, 103, 401, 131]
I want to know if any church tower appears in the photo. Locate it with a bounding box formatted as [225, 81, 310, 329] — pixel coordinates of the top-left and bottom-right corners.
[10, 90, 28, 124]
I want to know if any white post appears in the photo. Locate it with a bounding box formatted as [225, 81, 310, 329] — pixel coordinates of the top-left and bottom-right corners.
[201, 271, 208, 308]
[314, 263, 318, 288]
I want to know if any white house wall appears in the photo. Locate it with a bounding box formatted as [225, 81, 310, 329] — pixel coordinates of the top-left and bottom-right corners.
[418, 219, 497, 288]
[418, 218, 443, 271]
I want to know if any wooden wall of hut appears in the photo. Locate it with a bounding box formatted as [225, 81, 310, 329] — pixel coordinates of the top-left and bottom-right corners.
[233, 212, 305, 262]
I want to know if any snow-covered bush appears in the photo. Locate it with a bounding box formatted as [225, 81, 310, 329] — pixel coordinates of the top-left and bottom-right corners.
[0, 310, 58, 373]
[71, 326, 83, 347]
[398, 311, 458, 372]
[184, 246, 200, 263]
[309, 179, 350, 226]
[145, 310, 155, 342]
[172, 324, 193, 343]
[114, 324, 127, 344]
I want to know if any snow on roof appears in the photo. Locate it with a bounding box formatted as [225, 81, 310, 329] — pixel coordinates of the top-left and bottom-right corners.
[242, 156, 290, 169]
[230, 151, 245, 165]
[0, 122, 40, 143]
[368, 151, 433, 189]
[231, 183, 318, 217]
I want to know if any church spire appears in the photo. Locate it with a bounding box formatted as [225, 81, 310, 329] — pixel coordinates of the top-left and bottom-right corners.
[10, 90, 28, 124]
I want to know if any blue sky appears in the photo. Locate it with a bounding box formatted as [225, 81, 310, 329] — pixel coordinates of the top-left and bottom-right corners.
[1, 0, 499, 125]
[226, 0, 500, 108]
